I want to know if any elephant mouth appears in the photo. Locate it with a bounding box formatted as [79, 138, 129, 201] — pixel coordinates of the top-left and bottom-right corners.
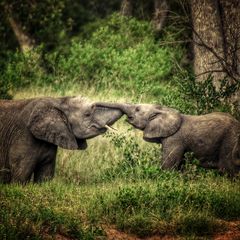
[80, 125, 107, 140]
[76, 138, 88, 150]
[91, 124, 107, 133]
[143, 136, 162, 143]
[126, 118, 145, 130]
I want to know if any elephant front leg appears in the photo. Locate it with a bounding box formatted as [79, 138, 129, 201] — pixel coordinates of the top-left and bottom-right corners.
[34, 157, 56, 183]
[161, 143, 185, 170]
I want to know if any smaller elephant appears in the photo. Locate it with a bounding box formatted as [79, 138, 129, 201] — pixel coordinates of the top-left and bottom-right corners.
[0, 97, 123, 183]
[96, 102, 240, 175]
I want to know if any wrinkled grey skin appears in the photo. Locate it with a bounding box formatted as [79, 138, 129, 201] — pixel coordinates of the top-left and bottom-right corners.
[0, 97, 122, 183]
[96, 102, 240, 175]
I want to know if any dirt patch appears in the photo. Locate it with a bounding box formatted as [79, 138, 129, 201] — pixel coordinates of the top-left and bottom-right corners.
[104, 226, 179, 240]
[54, 234, 74, 240]
[214, 221, 240, 240]
[104, 221, 240, 240]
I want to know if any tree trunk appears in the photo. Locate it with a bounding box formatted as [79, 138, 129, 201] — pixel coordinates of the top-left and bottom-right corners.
[5, 5, 35, 52]
[121, 0, 133, 17]
[191, 0, 225, 88]
[152, 0, 169, 32]
[219, 0, 240, 81]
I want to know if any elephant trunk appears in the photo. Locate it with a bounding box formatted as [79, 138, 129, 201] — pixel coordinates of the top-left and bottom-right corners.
[95, 102, 133, 117]
[93, 104, 123, 128]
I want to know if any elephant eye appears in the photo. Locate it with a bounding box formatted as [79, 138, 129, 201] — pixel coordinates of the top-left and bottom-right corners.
[85, 112, 91, 117]
[136, 107, 140, 112]
[148, 113, 160, 121]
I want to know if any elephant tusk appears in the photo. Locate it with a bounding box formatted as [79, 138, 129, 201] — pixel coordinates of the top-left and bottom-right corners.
[0, 168, 10, 172]
[105, 124, 118, 131]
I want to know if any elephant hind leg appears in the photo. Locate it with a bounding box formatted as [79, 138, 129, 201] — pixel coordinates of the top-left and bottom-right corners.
[218, 136, 239, 175]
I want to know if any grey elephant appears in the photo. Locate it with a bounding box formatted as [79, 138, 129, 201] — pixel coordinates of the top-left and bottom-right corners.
[96, 102, 240, 175]
[0, 97, 122, 183]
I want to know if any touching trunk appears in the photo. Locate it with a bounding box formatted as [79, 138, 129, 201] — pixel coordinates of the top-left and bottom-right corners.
[94, 105, 124, 128]
[95, 102, 132, 116]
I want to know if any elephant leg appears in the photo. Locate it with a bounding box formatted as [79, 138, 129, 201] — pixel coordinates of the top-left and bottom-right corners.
[11, 159, 35, 184]
[33, 157, 56, 183]
[161, 142, 185, 170]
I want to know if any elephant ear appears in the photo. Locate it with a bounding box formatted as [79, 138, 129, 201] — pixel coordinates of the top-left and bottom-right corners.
[143, 108, 182, 140]
[27, 101, 78, 150]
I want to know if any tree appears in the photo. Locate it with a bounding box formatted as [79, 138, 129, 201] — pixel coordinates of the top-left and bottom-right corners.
[4, 4, 35, 52]
[120, 0, 169, 33]
[152, 0, 169, 32]
[219, 0, 240, 81]
[0, 0, 67, 52]
[191, 0, 225, 88]
[121, 0, 133, 16]
[190, 0, 240, 90]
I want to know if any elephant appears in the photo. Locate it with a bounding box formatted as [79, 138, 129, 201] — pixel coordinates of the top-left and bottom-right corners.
[96, 102, 240, 175]
[0, 96, 123, 183]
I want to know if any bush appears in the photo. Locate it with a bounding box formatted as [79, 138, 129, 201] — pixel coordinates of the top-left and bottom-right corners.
[1, 13, 188, 104]
[0, 49, 52, 93]
[54, 13, 184, 96]
[174, 67, 240, 116]
[102, 132, 161, 180]
[0, 78, 12, 99]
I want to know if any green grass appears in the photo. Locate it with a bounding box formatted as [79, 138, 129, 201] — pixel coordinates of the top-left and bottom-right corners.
[1, 176, 239, 239]
[1, 86, 240, 239]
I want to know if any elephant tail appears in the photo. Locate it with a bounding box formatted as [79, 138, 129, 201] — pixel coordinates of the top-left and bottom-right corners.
[232, 134, 240, 166]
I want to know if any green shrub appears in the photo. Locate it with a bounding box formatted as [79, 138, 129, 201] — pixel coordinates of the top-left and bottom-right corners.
[54, 13, 184, 96]
[0, 78, 12, 99]
[174, 67, 240, 116]
[1, 13, 186, 102]
[1, 49, 52, 93]
[103, 132, 161, 180]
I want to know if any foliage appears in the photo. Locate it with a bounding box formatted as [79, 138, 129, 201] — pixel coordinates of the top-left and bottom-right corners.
[53, 13, 183, 96]
[0, 78, 12, 99]
[174, 67, 240, 117]
[103, 132, 161, 180]
[0, 0, 68, 50]
[0, 13, 185, 102]
[0, 0, 121, 52]
[0, 49, 48, 91]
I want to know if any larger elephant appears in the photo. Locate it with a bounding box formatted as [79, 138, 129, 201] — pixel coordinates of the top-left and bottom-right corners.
[0, 97, 122, 183]
[96, 102, 240, 175]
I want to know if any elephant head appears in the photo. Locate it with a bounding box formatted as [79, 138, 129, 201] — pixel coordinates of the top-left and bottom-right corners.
[26, 97, 123, 150]
[95, 102, 182, 141]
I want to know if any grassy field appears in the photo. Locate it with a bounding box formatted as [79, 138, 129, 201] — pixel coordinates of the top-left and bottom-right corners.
[1, 86, 240, 240]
